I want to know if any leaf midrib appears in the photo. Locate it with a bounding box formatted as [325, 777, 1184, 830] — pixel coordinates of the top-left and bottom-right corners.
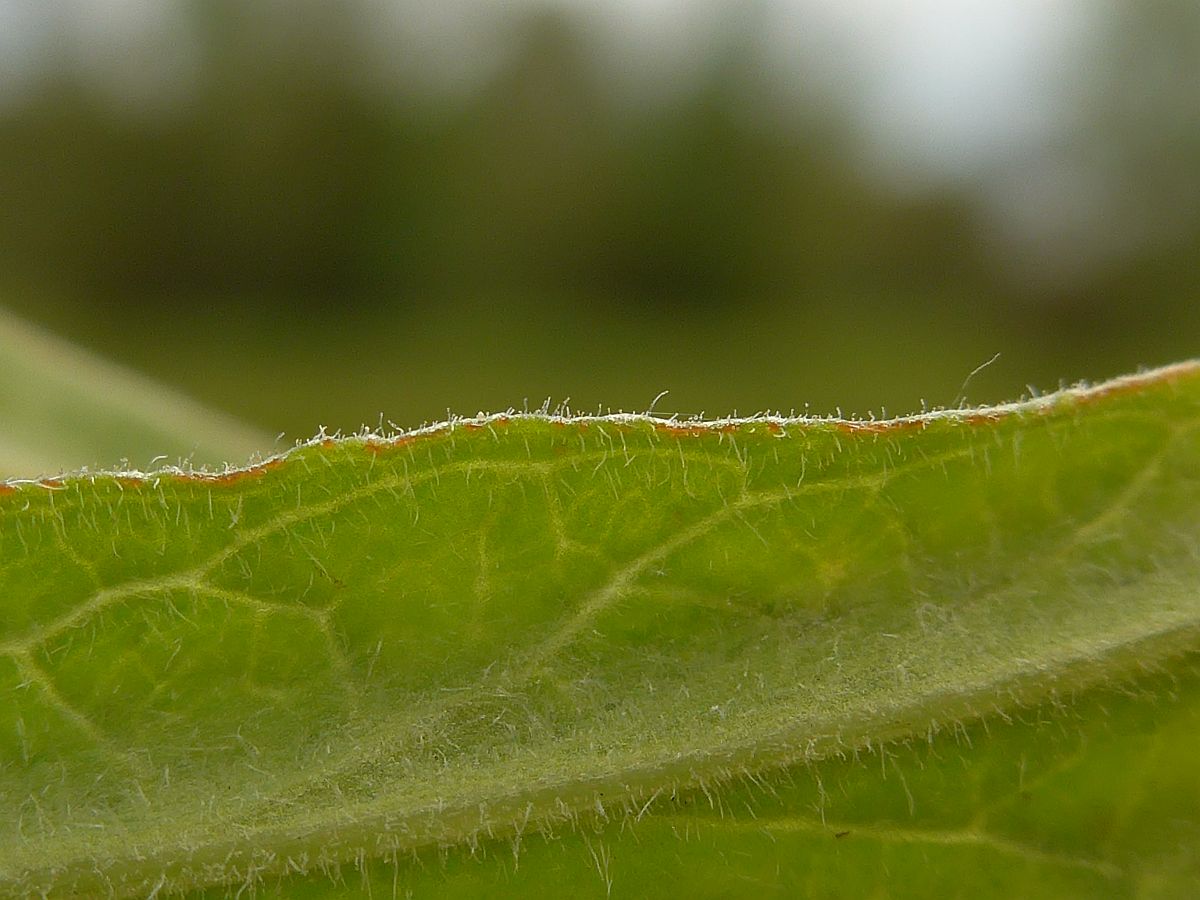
[26, 443, 1200, 894]
[45, 615, 1200, 896]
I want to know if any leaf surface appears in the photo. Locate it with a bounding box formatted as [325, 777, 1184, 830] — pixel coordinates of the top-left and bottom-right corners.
[2, 363, 1199, 897]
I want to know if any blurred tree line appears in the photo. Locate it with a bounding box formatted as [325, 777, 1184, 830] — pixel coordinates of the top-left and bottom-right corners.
[0, 0, 1196, 434]
[6, 0, 1193, 311]
[0, 3, 981, 308]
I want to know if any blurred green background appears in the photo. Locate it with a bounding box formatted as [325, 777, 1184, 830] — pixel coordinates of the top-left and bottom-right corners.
[1, 0, 1197, 468]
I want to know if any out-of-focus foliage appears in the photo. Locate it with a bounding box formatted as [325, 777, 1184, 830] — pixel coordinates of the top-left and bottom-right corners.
[0, 0, 1197, 448]
[0, 309, 270, 476]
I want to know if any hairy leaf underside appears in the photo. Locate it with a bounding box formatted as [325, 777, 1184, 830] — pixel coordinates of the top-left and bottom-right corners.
[1, 364, 1199, 897]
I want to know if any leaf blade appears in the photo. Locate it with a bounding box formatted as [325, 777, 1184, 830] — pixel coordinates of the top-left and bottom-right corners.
[2, 363, 1199, 897]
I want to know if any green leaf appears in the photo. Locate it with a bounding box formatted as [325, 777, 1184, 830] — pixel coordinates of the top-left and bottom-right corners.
[0, 308, 271, 477]
[2, 362, 1198, 898]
